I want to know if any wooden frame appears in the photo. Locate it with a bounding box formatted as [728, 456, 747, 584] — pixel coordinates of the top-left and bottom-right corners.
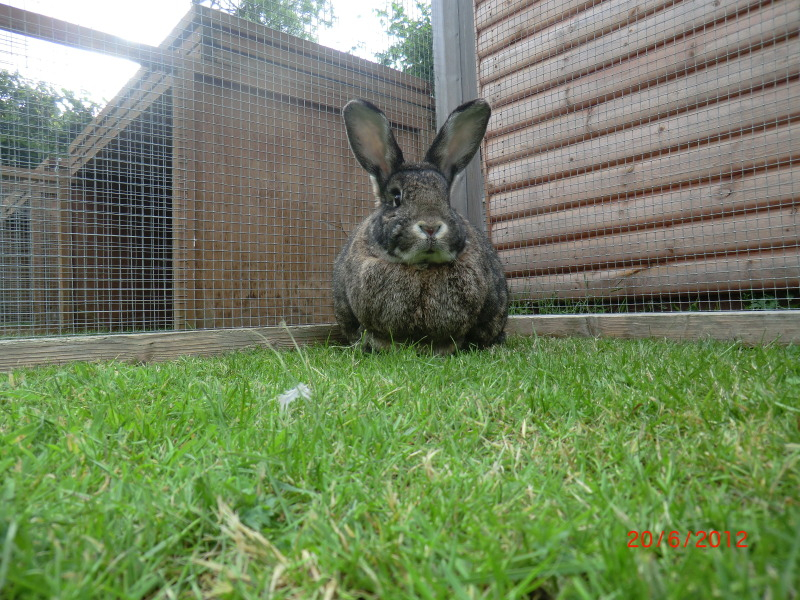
[0, 4, 173, 68]
[432, 0, 486, 230]
[1, 312, 797, 371]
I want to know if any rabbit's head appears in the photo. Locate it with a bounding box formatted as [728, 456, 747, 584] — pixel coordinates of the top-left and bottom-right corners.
[343, 99, 491, 266]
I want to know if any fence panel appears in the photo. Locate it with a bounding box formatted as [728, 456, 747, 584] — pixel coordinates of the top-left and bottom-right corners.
[1, 2, 436, 336]
[476, 0, 800, 311]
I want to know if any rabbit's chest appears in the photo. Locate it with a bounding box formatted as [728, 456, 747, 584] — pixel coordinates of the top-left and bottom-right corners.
[353, 258, 486, 336]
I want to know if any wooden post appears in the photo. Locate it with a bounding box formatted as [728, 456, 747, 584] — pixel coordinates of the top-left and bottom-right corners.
[432, 0, 486, 232]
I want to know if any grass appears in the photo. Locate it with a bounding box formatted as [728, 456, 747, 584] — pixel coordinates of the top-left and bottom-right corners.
[1, 336, 798, 599]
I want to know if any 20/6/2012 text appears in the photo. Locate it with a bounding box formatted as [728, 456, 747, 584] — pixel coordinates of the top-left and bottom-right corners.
[628, 531, 748, 548]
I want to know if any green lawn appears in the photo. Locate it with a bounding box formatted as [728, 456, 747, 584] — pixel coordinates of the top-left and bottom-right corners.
[1, 336, 798, 599]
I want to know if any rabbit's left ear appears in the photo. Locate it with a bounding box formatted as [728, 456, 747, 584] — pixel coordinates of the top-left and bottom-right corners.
[424, 99, 491, 185]
[343, 99, 404, 188]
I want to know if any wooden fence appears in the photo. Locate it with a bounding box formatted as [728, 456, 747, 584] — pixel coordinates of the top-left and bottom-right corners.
[475, 0, 800, 306]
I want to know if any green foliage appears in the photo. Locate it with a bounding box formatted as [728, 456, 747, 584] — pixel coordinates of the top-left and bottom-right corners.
[742, 291, 800, 310]
[375, 0, 434, 88]
[0, 70, 100, 170]
[193, 0, 333, 41]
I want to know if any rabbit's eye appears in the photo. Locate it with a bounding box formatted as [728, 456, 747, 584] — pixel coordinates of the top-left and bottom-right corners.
[390, 188, 402, 207]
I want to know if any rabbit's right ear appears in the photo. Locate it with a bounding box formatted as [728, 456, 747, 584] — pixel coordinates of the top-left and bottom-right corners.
[343, 100, 404, 187]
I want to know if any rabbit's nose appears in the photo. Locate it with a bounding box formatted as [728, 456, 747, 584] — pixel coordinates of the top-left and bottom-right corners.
[417, 221, 443, 238]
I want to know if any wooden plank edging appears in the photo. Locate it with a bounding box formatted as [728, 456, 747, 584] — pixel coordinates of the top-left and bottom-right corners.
[1, 312, 797, 371]
[506, 312, 800, 345]
[0, 324, 346, 372]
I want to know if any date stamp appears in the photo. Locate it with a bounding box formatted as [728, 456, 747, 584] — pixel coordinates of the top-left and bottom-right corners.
[628, 530, 748, 548]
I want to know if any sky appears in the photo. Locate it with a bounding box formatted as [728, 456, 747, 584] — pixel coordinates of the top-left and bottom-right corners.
[1, 0, 392, 105]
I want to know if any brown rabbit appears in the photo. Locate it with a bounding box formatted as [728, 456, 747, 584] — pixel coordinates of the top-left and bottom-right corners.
[333, 99, 508, 354]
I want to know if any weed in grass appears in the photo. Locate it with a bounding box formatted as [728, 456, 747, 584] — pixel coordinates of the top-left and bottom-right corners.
[0, 337, 798, 599]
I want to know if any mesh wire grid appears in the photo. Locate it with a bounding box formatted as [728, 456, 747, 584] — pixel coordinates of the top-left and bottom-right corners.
[0, 0, 435, 336]
[476, 0, 799, 314]
[0, 0, 798, 342]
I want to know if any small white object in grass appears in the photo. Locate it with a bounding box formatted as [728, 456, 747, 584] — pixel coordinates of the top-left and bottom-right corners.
[276, 383, 312, 410]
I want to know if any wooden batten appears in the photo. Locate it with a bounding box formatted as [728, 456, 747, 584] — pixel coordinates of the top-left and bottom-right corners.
[506, 247, 800, 299]
[0, 324, 346, 371]
[499, 205, 800, 275]
[506, 311, 800, 345]
[489, 120, 800, 218]
[486, 81, 799, 192]
[1, 311, 797, 372]
[477, 0, 605, 58]
[486, 38, 800, 165]
[479, 0, 674, 85]
[491, 165, 800, 246]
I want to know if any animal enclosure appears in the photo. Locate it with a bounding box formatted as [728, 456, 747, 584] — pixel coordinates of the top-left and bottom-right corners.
[1, 2, 435, 336]
[1, 0, 799, 367]
[476, 0, 799, 312]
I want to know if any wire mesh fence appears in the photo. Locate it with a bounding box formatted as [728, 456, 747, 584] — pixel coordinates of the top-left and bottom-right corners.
[476, 0, 799, 314]
[1, 0, 798, 344]
[1, 0, 436, 336]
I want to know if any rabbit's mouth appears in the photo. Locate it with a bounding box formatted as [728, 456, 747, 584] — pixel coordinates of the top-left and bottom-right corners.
[395, 241, 458, 265]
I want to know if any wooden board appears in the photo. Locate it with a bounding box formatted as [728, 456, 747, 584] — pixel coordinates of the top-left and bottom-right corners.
[487, 38, 800, 165]
[0, 169, 59, 221]
[67, 71, 173, 174]
[488, 119, 800, 218]
[27, 179, 61, 332]
[211, 31, 435, 120]
[476, 0, 540, 31]
[1, 311, 796, 372]
[491, 164, 800, 245]
[0, 324, 345, 371]
[191, 4, 431, 95]
[506, 246, 800, 298]
[0, 3, 172, 69]
[195, 49, 432, 132]
[0, 169, 62, 333]
[505, 311, 800, 344]
[499, 204, 800, 275]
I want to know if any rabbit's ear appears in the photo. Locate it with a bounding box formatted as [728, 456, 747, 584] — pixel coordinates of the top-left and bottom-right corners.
[424, 99, 491, 185]
[343, 100, 404, 187]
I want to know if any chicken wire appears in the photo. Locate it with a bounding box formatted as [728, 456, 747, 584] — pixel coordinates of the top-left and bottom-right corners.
[476, 0, 799, 314]
[1, 0, 798, 343]
[0, 0, 436, 336]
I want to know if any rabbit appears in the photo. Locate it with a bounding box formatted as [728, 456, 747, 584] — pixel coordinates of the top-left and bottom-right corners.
[333, 98, 509, 355]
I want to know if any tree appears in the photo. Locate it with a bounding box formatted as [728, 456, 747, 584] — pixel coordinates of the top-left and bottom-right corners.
[0, 70, 101, 170]
[192, 0, 333, 41]
[375, 1, 433, 89]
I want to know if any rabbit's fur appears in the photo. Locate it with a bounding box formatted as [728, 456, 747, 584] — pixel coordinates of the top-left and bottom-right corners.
[333, 99, 508, 354]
